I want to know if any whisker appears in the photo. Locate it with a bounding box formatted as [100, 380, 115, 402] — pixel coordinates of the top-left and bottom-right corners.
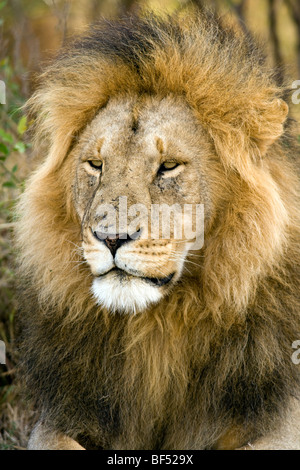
[168, 250, 205, 258]
[168, 256, 202, 269]
[69, 260, 89, 266]
[67, 240, 84, 250]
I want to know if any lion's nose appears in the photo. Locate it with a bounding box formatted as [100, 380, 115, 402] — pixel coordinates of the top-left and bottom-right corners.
[92, 229, 142, 257]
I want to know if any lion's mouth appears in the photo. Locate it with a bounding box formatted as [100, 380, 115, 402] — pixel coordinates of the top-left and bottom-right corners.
[97, 267, 175, 287]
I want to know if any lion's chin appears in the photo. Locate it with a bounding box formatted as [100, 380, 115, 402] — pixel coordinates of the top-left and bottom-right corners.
[91, 272, 165, 314]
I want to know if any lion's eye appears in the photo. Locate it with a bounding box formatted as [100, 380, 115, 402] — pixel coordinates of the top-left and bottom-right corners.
[88, 160, 103, 170]
[158, 161, 179, 174]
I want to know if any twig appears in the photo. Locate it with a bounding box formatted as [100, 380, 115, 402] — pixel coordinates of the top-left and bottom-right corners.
[268, 0, 284, 83]
[0, 223, 15, 230]
[0, 161, 20, 183]
[226, 0, 250, 35]
[119, 0, 139, 15]
[285, 0, 300, 77]
[0, 368, 16, 377]
[51, 0, 70, 45]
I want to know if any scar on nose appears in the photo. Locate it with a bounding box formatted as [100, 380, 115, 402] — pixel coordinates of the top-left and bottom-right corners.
[156, 137, 164, 154]
[132, 118, 138, 134]
[131, 105, 139, 134]
[97, 137, 104, 154]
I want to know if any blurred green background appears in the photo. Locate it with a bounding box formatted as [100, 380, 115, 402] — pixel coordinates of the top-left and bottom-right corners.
[0, 0, 299, 449]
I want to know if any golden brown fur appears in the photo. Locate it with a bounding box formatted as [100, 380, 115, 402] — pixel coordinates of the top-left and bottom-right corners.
[15, 11, 300, 450]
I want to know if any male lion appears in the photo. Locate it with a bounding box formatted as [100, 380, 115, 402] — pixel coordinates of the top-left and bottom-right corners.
[16, 12, 300, 450]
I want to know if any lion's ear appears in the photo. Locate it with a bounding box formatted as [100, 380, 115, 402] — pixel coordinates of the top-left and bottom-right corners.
[249, 98, 289, 156]
[209, 97, 289, 181]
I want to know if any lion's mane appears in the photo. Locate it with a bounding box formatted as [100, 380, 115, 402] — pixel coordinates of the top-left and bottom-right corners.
[16, 11, 300, 449]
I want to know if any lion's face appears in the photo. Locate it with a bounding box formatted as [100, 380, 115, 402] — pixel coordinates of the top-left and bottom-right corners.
[72, 95, 213, 313]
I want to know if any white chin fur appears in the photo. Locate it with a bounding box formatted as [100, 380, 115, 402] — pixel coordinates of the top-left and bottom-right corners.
[91, 273, 162, 314]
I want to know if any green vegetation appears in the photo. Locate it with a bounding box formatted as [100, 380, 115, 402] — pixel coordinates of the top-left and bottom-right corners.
[0, 0, 32, 449]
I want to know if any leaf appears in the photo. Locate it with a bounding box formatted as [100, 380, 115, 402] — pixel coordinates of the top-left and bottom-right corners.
[2, 181, 16, 188]
[0, 0, 7, 10]
[12, 164, 18, 173]
[0, 142, 9, 155]
[13, 142, 26, 153]
[0, 128, 13, 144]
[17, 116, 27, 136]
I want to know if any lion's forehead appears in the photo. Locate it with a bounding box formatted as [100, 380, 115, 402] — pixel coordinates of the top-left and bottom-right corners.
[87, 95, 200, 155]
